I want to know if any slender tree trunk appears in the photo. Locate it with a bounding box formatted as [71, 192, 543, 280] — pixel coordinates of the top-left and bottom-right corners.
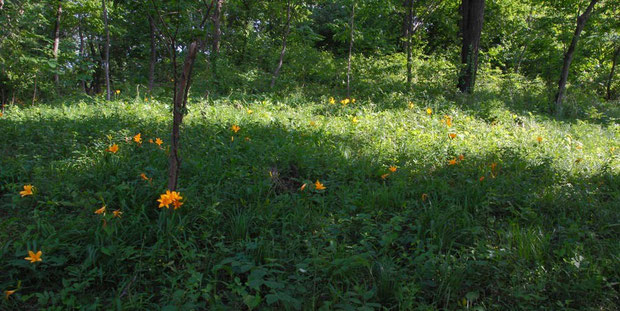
[168, 41, 201, 191]
[52, 0, 62, 91]
[346, 2, 355, 99]
[212, 0, 223, 56]
[606, 46, 619, 101]
[270, 0, 291, 89]
[89, 37, 102, 94]
[406, 0, 413, 92]
[102, 0, 111, 100]
[457, 0, 485, 93]
[32, 73, 37, 105]
[554, 0, 598, 116]
[148, 15, 156, 94]
[78, 16, 87, 94]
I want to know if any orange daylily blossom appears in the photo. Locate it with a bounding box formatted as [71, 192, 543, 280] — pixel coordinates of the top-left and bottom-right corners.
[140, 173, 152, 182]
[449, 133, 457, 139]
[155, 138, 163, 146]
[115, 90, 121, 95]
[133, 133, 142, 144]
[421, 193, 428, 201]
[448, 158, 457, 165]
[106, 144, 119, 153]
[314, 180, 326, 190]
[20, 185, 34, 197]
[329, 97, 335, 105]
[426, 108, 432, 115]
[458, 154, 465, 161]
[157, 190, 183, 209]
[389, 166, 397, 173]
[381, 173, 390, 180]
[5, 289, 16, 299]
[94, 205, 106, 215]
[300, 183, 307, 191]
[537, 136, 543, 143]
[247, 109, 253, 114]
[479, 176, 485, 182]
[340, 98, 350, 105]
[24, 250, 42, 263]
[149, 139, 154, 144]
[113, 210, 122, 218]
[444, 116, 453, 127]
[231, 125, 240, 133]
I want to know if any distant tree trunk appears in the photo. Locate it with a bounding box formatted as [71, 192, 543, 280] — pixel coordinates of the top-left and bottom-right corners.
[88, 37, 102, 94]
[457, 0, 485, 93]
[405, 0, 413, 92]
[554, 0, 598, 116]
[346, 2, 356, 99]
[211, 0, 224, 85]
[606, 46, 619, 101]
[270, 0, 291, 89]
[148, 15, 156, 94]
[32, 73, 37, 105]
[52, 0, 62, 92]
[78, 16, 87, 94]
[102, 0, 111, 100]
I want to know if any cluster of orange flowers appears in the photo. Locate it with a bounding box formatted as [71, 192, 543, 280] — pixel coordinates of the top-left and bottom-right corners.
[299, 180, 326, 192]
[157, 190, 184, 209]
[448, 154, 465, 166]
[327, 97, 356, 106]
[381, 166, 398, 180]
[105, 133, 163, 154]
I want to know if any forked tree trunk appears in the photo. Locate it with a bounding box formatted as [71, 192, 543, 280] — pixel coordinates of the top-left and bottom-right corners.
[148, 15, 156, 94]
[102, 0, 111, 100]
[346, 2, 355, 99]
[457, 0, 485, 93]
[168, 41, 201, 191]
[406, 0, 413, 91]
[270, 0, 291, 89]
[52, 0, 62, 91]
[554, 0, 598, 116]
[606, 46, 619, 101]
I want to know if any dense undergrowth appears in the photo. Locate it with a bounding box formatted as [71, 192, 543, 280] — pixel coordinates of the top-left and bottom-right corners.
[1, 75, 619, 310]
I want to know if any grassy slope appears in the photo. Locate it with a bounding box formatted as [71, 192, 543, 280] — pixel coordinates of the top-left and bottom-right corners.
[0, 94, 618, 310]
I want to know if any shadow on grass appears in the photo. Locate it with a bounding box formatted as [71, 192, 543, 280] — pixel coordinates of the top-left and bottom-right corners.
[0, 108, 618, 310]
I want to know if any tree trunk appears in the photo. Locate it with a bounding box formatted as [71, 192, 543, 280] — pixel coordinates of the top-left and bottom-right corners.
[52, 0, 62, 91]
[554, 0, 598, 116]
[78, 16, 87, 94]
[102, 0, 111, 100]
[88, 37, 102, 94]
[168, 41, 201, 191]
[606, 46, 619, 101]
[346, 2, 356, 99]
[270, 0, 291, 89]
[148, 15, 156, 94]
[406, 0, 413, 92]
[32, 73, 37, 105]
[212, 0, 223, 56]
[457, 0, 485, 93]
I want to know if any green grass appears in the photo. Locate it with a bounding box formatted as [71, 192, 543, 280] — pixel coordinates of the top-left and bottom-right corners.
[1, 93, 618, 310]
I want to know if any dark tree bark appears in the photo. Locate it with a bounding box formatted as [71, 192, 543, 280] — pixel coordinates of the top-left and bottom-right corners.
[168, 41, 201, 191]
[554, 0, 598, 116]
[52, 0, 62, 91]
[102, 0, 111, 100]
[211, 0, 224, 85]
[457, 0, 485, 93]
[78, 15, 87, 94]
[346, 2, 355, 99]
[270, 0, 292, 89]
[150, 0, 215, 190]
[607, 46, 619, 101]
[148, 15, 156, 94]
[405, 0, 413, 91]
[88, 37, 102, 94]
